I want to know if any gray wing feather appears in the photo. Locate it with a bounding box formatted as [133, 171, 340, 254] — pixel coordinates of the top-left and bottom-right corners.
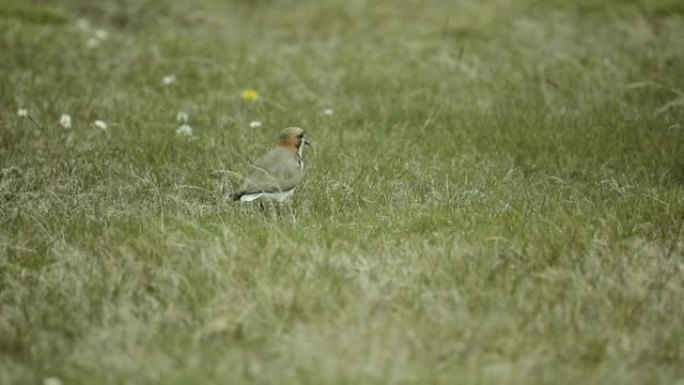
[238, 148, 303, 193]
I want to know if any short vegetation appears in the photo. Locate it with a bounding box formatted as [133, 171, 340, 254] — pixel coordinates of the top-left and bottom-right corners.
[1, 0, 683, 384]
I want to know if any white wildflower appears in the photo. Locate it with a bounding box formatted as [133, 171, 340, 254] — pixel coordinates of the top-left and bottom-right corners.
[94, 29, 108, 40]
[176, 111, 189, 123]
[75, 18, 91, 31]
[162, 75, 177, 85]
[176, 124, 193, 136]
[86, 37, 100, 49]
[323, 108, 334, 116]
[59, 113, 72, 128]
[17, 108, 41, 128]
[249, 121, 262, 128]
[43, 377, 63, 385]
[93, 120, 108, 130]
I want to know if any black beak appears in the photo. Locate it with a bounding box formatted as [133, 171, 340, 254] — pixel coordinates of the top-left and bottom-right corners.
[303, 138, 311, 146]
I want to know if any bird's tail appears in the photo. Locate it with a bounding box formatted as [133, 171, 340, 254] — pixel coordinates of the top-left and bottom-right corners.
[230, 192, 243, 201]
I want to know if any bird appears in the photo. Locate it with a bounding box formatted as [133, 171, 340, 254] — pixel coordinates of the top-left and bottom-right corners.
[231, 127, 310, 208]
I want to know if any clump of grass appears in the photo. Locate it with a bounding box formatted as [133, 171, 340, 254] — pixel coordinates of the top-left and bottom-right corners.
[0, 2, 68, 25]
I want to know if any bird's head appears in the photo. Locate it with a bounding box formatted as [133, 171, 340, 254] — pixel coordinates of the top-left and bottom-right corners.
[279, 126, 311, 153]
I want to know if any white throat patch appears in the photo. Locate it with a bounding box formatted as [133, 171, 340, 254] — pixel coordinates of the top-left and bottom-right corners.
[296, 143, 305, 170]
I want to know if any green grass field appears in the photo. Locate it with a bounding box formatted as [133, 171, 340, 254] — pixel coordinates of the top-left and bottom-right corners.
[2, 0, 684, 384]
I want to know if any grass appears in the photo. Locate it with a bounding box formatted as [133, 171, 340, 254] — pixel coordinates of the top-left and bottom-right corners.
[1, 0, 683, 384]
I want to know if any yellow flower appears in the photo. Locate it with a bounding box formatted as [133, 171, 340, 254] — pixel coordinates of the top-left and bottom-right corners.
[241, 89, 259, 102]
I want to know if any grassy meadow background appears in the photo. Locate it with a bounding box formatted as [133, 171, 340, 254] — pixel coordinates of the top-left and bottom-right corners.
[2, 0, 684, 383]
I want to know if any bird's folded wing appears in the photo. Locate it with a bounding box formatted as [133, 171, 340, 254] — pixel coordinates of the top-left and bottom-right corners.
[238, 149, 303, 193]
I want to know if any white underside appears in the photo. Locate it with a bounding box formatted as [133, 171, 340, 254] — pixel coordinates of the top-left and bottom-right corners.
[239, 189, 295, 203]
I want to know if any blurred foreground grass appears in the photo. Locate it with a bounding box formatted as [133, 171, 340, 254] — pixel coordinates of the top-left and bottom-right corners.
[1, 0, 683, 384]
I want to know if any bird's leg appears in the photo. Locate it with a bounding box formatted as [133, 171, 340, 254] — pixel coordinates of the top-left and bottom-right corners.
[288, 203, 296, 221]
[259, 201, 266, 215]
[275, 203, 283, 218]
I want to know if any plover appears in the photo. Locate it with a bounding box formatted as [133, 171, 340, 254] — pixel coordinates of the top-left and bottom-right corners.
[231, 127, 310, 206]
